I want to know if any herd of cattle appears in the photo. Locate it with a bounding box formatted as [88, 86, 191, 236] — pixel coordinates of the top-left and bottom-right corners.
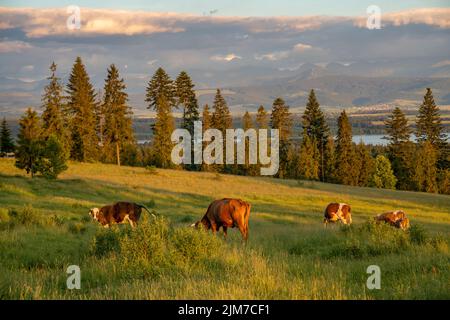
[88, 198, 411, 240]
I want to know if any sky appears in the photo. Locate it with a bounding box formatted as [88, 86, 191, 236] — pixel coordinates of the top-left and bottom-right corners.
[2, 0, 450, 16]
[0, 1, 450, 116]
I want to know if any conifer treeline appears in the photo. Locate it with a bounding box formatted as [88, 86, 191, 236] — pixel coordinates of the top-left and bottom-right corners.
[9, 58, 449, 193]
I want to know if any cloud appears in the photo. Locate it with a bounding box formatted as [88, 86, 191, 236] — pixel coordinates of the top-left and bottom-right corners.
[354, 8, 450, 29]
[147, 59, 158, 65]
[0, 40, 32, 53]
[210, 53, 242, 62]
[255, 43, 314, 61]
[432, 60, 450, 68]
[293, 43, 313, 52]
[21, 65, 34, 71]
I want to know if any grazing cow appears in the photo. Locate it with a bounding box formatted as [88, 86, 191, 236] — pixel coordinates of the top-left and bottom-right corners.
[375, 210, 410, 230]
[323, 203, 352, 226]
[192, 198, 251, 240]
[89, 201, 153, 228]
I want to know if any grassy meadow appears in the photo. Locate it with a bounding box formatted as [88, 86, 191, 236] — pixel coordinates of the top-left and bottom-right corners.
[0, 158, 449, 299]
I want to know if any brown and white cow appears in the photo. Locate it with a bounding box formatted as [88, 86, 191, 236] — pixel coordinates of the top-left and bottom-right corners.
[375, 210, 410, 230]
[323, 203, 352, 226]
[89, 201, 153, 228]
[192, 198, 251, 240]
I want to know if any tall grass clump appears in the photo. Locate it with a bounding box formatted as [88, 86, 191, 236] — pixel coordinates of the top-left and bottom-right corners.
[8, 205, 42, 226]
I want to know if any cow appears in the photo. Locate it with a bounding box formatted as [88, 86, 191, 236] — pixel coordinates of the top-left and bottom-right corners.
[375, 210, 410, 230]
[192, 198, 251, 241]
[323, 203, 352, 226]
[89, 201, 154, 228]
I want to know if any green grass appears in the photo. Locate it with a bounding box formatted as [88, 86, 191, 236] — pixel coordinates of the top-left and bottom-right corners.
[0, 158, 449, 300]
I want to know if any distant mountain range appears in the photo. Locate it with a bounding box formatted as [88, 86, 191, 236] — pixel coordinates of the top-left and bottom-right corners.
[1, 61, 450, 118]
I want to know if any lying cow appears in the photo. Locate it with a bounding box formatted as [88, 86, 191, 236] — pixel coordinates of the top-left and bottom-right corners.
[192, 198, 251, 240]
[375, 210, 410, 230]
[89, 201, 153, 228]
[323, 203, 352, 226]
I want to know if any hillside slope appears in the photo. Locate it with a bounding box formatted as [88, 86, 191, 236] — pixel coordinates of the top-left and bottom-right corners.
[0, 159, 449, 299]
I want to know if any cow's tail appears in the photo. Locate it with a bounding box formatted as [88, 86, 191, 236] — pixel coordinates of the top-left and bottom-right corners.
[137, 204, 157, 219]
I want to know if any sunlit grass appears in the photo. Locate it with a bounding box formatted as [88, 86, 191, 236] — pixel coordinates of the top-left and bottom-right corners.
[0, 158, 449, 299]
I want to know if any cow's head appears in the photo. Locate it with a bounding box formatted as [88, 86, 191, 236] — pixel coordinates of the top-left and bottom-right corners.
[89, 208, 100, 221]
[396, 218, 410, 230]
[190, 219, 210, 230]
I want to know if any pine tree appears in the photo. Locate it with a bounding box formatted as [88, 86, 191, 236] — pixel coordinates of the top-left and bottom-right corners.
[354, 141, 374, 187]
[38, 134, 68, 179]
[66, 57, 99, 162]
[412, 141, 438, 193]
[146, 68, 176, 168]
[371, 155, 397, 189]
[270, 97, 292, 178]
[302, 90, 329, 181]
[150, 97, 175, 168]
[256, 105, 268, 129]
[324, 136, 336, 182]
[335, 110, 355, 185]
[211, 89, 232, 172]
[175, 71, 199, 135]
[241, 111, 255, 175]
[416, 88, 448, 169]
[145, 67, 175, 112]
[201, 104, 212, 172]
[297, 135, 319, 180]
[384, 107, 414, 190]
[211, 89, 232, 134]
[102, 64, 134, 166]
[0, 117, 15, 155]
[41, 62, 69, 152]
[384, 107, 411, 146]
[183, 94, 200, 137]
[15, 108, 43, 177]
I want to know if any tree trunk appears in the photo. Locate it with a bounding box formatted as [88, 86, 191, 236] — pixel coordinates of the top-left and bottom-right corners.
[116, 142, 121, 166]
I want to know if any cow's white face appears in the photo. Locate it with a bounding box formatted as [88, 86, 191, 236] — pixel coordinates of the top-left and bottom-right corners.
[89, 208, 100, 221]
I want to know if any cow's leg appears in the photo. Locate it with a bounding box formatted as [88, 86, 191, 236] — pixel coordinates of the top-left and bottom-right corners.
[222, 226, 228, 239]
[210, 222, 218, 235]
[129, 220, 136, 228]
[238, 224, 248, 242]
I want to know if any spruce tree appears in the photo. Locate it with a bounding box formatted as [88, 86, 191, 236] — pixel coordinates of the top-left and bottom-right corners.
[416, 88, 448, 169]
[175, 71, 199, 135]
[270, 97, 292, 178]
[256, 105, 268, 129]
[354, 141, 374, 187]
[146, 68, 176, 168]
[201, 104, 212, 172]
[145, 67, 175, 112]
[38, 134, 68, 179]
[66, 57, 99, 162]
[302, 90, 329, 181]
[242, 111, 255, 175]
[41, 62, 69, 152]
[102, 64, 134, 166]
[335, 110, 355, 185]
[150, 97, 175, 168]
[384, 107, 413, 189]
[0, 117, 15, 155]
[211, 89, 232, 134]
[15, 108, 43, 177]
[384, 107, 411, 146]
[324, 136, 336, 182]
[211, 89, 232, 172]
[412, 141, 438, 193]
[371, 155, 397, 189]
[298, 135, 319, 180]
